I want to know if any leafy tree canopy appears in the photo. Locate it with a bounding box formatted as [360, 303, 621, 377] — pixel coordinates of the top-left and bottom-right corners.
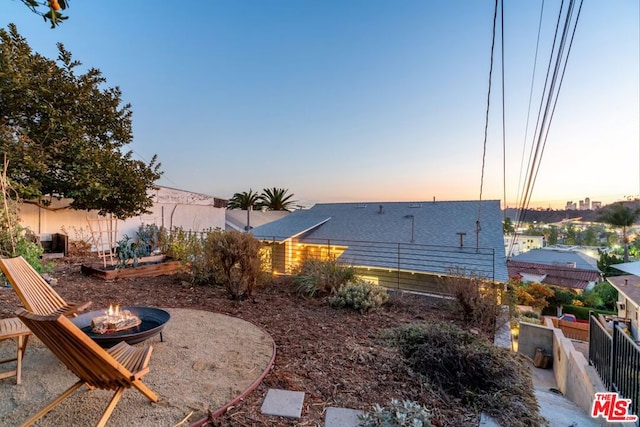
[0, 25, 162, 219]
[597, 202, 640, 262]
[20, 0, 69, 28]
[597, 203, 640, 232]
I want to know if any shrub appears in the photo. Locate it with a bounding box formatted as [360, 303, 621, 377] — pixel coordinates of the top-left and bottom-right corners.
[329, 279, 388, 313]
[136, 224, 160, 256]
[0, 184, 49, 273]
[387, 323, 543, 427]
[159, 227, 208, 282]
[0, 214, 48, 273]
[560, 304, 616, 321]
[359, 399, 432, 426]
[204, 230, 264, 299]
[524, 283, 554, 309]
[293, 259, 355, 297]
[115, 234, 139, 268]
[521, 311, 540, 319]
[442, 271, 510, 335]
[61, 226, 93, 258]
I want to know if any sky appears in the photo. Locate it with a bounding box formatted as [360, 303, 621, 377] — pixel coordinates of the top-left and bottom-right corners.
[1, 1, 639, 210]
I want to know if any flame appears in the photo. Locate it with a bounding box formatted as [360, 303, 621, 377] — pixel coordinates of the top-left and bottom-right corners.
[106, 304, 121, 318]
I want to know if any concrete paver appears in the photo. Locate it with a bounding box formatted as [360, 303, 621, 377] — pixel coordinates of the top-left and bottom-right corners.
[325, 407, 364, 427]
[260, 388, 305, 419]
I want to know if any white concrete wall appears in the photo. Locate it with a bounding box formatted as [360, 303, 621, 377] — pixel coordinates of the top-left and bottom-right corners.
[519, 319, 608, 418]
[551, 327, 606, 415]
[17, 187, 225, 249]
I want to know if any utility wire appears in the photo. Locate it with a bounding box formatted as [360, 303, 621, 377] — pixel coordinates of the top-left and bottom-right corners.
[509, 0, 546, 257]
[514, 0, 545, 221]
[478, 0, 499, 246]
[508, 0, 583, 257]
[530, 0, 584, 203]
[501, 0, 506, 219]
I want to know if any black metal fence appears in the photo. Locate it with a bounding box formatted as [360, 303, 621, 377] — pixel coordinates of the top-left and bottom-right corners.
[259, 236, 499, 295]
[589, 313, 640, 416]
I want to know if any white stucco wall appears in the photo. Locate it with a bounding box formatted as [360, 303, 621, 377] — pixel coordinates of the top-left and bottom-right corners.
[17, 186, 225, 249]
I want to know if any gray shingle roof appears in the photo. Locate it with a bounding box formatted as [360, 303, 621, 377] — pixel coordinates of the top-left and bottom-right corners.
[510, 248, 599, 271]
[252, 200, 508, 282]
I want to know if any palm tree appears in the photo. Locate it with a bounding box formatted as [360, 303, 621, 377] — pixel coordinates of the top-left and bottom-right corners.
[226, 189, 262, 210]
[260, 188, 296, 211]
[597, 202, 640, 262]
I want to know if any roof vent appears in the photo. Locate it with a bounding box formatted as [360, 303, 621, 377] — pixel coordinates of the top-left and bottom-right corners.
[378, 205, 384, 214]
[566, 262, 577, 268]
[409, 203, 422, 208]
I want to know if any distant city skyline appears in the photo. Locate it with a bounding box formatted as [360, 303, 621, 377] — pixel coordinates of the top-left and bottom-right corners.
[2, 1, 638, 210]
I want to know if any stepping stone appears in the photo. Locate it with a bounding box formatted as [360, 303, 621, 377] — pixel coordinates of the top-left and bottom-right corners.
[261, 388, 305, 419]
[325, 407, 364, 427]
[479, 413, 500, 426]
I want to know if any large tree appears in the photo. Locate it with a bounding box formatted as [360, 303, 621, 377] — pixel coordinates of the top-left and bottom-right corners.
[0, 25, 161, 219]
[598, 202, 640, 262]
[260, 187, 296, 211]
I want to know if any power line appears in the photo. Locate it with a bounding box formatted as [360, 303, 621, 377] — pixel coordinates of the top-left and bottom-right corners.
[508, 0, 584, 257]
[478, 0, 500, 236]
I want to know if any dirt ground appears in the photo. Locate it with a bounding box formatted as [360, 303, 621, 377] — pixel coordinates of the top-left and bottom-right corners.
[0, 257, 477, 426]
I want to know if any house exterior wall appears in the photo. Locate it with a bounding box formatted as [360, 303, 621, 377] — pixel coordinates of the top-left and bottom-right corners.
[17, 187, 225, 250]
[505, 234, 544, 256]
[619, 294, 639, 339]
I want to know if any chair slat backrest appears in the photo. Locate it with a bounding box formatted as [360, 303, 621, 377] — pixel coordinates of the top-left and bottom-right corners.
[0, 256, 67, 314]
[16, 309, 135, 389]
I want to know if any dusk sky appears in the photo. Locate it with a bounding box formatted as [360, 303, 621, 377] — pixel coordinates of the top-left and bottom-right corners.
[2, 1, 639, 209]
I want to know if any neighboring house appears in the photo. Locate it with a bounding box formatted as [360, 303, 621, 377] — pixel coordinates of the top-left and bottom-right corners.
[507, 248, 602, 291]
[251, 200, 508, 293]
[18, 186, 227, 252]
[507, 260, 601, 291]
[504, 234, 544, 256]
[608, 261, 640, 340]
[225, 209, 290, 232]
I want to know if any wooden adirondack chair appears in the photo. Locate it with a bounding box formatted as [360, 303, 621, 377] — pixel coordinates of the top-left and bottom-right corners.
[0, 256, 91, 316]
[16, 309, 158, 427]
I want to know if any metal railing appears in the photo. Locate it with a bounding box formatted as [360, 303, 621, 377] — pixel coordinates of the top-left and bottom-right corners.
[589, 313, 640, 416]
[259, 236, 499, 295]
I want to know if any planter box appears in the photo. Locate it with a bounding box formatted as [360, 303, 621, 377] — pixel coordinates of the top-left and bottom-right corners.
[81, 256, 183, 280]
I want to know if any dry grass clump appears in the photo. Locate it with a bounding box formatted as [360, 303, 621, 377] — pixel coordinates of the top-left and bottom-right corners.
[387, 323, 545, 427]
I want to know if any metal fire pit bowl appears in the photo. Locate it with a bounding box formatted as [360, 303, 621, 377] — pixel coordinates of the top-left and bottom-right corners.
[71, 306, 171, 348]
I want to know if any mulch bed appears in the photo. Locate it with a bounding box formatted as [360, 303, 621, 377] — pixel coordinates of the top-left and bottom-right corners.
[0, 257, 481, 426]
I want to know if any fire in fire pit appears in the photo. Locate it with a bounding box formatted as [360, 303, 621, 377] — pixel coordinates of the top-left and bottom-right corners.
[91, 304, 141, 334]
[72, 306, 170, 347]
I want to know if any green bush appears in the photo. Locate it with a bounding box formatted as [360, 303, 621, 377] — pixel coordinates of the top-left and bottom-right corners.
[559, 304, 616, 321]
[136, 224, 160, 256]
[293, 259, 356, 297]
[359, 399, 432, 426]
[203, 230, 264, 299]
[329, 279, 388, 313]
[0, 224, 48, 274]
[159, 227, 208, 282]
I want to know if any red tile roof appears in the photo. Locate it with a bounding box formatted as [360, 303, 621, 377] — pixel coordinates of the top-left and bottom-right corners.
[507, 260, 602, 290]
